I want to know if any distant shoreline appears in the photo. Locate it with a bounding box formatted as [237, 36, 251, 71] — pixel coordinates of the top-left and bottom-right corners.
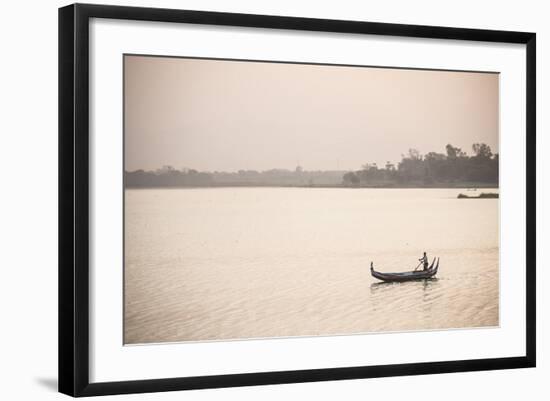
[125, 183, 499, 190]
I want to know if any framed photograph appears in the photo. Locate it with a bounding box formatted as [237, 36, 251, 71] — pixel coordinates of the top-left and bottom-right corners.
[58, 3, 536, 397]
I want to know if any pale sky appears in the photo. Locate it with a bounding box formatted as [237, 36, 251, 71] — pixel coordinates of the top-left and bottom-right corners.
[124, 55, 499, 172]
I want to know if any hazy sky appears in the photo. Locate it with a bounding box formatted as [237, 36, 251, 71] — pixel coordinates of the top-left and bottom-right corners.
[124, 55, 498, 172]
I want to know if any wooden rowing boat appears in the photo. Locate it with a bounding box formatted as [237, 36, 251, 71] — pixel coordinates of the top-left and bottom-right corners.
[370, 257, 439, 282]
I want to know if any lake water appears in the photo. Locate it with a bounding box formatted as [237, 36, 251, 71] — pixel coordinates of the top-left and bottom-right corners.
[124, 188, 499, 344]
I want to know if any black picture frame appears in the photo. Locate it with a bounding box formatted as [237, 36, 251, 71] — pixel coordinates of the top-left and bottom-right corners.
[59, 3, 536, 397]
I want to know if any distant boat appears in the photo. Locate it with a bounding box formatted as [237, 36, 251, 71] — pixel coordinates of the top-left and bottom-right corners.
[457, 192, 498, 199]
[370, 258, 439, 282]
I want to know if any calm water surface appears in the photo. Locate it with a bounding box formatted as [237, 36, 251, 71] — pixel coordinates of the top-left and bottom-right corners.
[124, 188, 499, 344]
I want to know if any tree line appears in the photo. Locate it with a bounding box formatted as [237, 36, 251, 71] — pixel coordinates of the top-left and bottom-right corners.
[342, 143, 498, 187]
[125, 143, 498, 188]
[125, 166, 345, 188]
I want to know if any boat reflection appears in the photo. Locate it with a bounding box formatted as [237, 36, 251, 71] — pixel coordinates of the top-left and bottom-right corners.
[370, 278, 440, 294]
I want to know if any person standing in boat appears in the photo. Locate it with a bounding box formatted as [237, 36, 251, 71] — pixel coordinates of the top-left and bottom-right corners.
[419, 252, 429, 271]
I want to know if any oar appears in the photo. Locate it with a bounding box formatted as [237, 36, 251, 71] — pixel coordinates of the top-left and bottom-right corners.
[413, 261, 423, 271]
